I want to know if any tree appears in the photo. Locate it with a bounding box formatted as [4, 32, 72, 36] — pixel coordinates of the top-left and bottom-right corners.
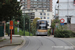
[19, 14, 30, 31]
[31, 18, 40, 35]
[0, 0, 22, 21]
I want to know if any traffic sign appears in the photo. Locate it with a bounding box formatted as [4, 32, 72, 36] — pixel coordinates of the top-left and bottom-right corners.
[60, 23, 64, 26]
[10, 20, 13, 26]
[10, 26, 13, 30]
[17, 20, 19, 24]
[10, 20, 13, 30]
[60, 18, 65, 23]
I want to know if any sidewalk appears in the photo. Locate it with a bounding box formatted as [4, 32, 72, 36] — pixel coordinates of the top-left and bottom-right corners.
[0, 35, 24, 48]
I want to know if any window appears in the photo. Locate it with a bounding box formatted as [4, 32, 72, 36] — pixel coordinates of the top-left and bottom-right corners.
[47, 3, 50, 4]
[47, 13, 49, 16]
[31, 5, 34, 7]
[47, 17, 49, 19]
[44, 13, 46, 15]
[43, 0, 46, 2]
[47, 20, 49, 23]
[42, 9, 44, 12]
[31, 2, 34, 4]
[34, 2, 37, 4]
[32, 13, 35, 15]
[44, 17, 46, 19]
[38, 26, 47, 30]
[38, 0, 42, 1]
[25, 2, 27, 4]
[38, 2, 41, 4]
[34, 0, 37, 1]
[40, 13, 42, 15]
[34, 5, 37, 7]
[23, 7, 25, 9]
[40, 17, 42, 19]
[38, 5, 42, 7]
[35, 9, 37, 11]
[31, 16, 34, 19]
[43, 6, 46, 8]
[28, 10, 30, 11]
[31, 0, 34, 1]
[47, 0, 49, 2]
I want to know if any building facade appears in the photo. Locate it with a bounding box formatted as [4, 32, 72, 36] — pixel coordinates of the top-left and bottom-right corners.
[20, 0, 52, 11]
[22, 8, 53, 28]
[21, 0, 53, 28]
[58, 0, 75, 24]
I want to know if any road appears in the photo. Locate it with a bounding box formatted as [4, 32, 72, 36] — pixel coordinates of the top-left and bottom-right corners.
[18, 36, 75, 50]
[0, 46, 16, 50]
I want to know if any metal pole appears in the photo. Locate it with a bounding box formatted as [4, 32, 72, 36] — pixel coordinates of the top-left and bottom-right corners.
[55, 4, 56, 19]
[67, 0, 70, 30]
[29, 16, 30, 36]
[67, 0, 69, 19]
[13, 18, 15, 35]
[18, 24, 19, 35]
[24, 15, 25, 35]
[24, 0, 25, 36]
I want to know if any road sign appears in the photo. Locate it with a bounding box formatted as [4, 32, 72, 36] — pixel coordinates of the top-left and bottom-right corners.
[60, 18, 65, 23]
[10, 20, 13, 30]
[10, 21, 13, 26]
[17, 20, 19, 24]
[10, 26, 13, 30]
[60, 23, 64, 26]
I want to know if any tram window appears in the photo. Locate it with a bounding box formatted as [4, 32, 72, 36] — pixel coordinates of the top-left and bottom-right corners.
[38, 26, 47, 30]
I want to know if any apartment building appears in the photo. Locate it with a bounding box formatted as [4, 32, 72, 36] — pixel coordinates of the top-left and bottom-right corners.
[22, 8, 53, 28]
[20, 0, 52, 12]
[20, 0, 53, 28]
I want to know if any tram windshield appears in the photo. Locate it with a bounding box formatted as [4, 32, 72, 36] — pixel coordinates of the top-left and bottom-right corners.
[38, 26, 47, 30]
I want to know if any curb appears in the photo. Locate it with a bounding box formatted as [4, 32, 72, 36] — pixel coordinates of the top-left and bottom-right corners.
[12, 35, 21, 37]
[0, 40, 24, 48]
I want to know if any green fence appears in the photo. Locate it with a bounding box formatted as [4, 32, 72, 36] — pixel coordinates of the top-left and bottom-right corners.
[0, 23, 4, 37]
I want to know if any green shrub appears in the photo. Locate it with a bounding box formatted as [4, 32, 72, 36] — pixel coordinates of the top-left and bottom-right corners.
[15, 27, 33, 36]
[71, 32, 75, 37]
[47, 29, 51, 36]
[54, 29, 72, 38]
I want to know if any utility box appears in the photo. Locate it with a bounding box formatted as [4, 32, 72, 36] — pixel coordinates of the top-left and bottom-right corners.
[0, 22, 4, 37]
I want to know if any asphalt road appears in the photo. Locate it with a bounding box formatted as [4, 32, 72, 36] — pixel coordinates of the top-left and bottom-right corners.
[18, 36, 75, 50]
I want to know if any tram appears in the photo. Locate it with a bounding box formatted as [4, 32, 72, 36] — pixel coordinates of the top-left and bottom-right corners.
[36, 20, 49, 36]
